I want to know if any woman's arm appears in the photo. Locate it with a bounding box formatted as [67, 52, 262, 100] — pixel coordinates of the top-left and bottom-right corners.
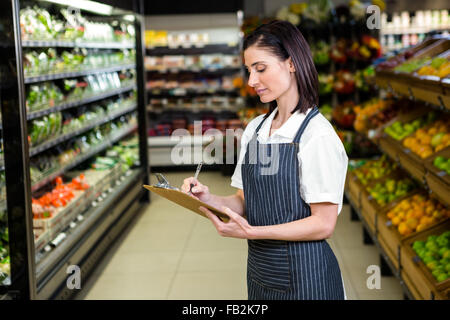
[200, 202, 338, 241]
[249, 202, 338, 240]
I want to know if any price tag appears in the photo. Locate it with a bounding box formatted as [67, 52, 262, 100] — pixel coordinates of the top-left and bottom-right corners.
[77, 215, 84, 222]
[412, 256, 421, 264]
[368, 130, 376, 139]
[437, 171, 447, 177]
[70, 222, 77, 229]
[386, 221, 392, 227]
[368, 195, 373, 201]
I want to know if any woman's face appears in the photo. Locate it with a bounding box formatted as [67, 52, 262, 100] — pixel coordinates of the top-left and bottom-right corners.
[244, 45, 295, 103]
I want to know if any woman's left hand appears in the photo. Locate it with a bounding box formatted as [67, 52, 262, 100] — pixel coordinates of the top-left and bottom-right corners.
[199, 206, 255, 239]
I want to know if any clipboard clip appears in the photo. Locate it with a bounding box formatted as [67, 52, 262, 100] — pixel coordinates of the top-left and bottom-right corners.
[154, 173, 178, 190]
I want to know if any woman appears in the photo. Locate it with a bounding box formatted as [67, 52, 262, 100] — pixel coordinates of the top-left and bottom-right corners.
[181, 20, 348, 300]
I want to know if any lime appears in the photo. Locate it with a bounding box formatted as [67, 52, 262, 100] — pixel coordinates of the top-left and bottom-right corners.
[439, 247, 447, 257]
[413, 240, 425, 250]
[423, 256, 435, 264]
[427, 261, 439, 270]
[428, 235, 438, 242]
[436, 273, 448, 282]
[446, 263, 450, 273]
[443, 250, 450, 259]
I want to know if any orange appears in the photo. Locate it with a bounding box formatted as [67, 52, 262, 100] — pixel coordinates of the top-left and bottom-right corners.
[432, 210, 443, 220]
[416, 223, 427, 232]
[398, 222, 412, 236]
[406, 218, 419, 230]
[392, 216, 401, 226]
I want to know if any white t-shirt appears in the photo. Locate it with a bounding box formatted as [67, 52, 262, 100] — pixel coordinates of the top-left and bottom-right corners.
[231, 107, 349, 215]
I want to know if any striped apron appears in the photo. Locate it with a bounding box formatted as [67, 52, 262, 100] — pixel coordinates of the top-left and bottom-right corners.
[242, 107, 345, 300]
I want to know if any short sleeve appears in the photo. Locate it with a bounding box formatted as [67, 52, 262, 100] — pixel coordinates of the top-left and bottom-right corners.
[298, 133, 348, 214]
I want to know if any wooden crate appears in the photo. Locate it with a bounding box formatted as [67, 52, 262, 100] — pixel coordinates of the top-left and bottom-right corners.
[346, 171, 362, 211]
[426, 171, 450, 208]
[378, 191, 450, 280]
[400, 220, 450, 300]
[360, 170, 412, 237]
[397, 149, 427, 183]
[425, 147, 450, 187]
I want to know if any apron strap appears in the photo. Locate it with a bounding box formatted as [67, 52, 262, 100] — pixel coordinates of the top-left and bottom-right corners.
[292, 106, 319, 143]
[254, 114, 269, 136]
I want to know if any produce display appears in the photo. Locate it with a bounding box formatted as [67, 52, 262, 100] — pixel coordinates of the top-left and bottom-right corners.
[26, 70, 135, 113]
[32, 174, 90, 219]
[354, 98, 402, 134]
[145, 54, 240, 71]
[312, 41, 330, 66]
[412, 230, 450, 282]
[376, 47, 419, 71]
[352, 155, 397, 185]
[387, 194, 450, 236]
[23, 48, 135, 77]
[416, 57, 450, 78]
[394, 57, 430, 73]
[333, 70, 355, 94]
[318, 73, 333, 95]
[384, 111, 437, 142]
[332, 101, 356, 128]
[366, 177, 416, 207]
[433, 156, 450, 175]
[237, 106, 269, 128]
[20, 6, 135, 43]
[28, 93, 136, 148]
[403, 119, 450, 158]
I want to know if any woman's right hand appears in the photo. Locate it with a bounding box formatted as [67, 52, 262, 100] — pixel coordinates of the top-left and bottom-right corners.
[181, 177, 212, 203]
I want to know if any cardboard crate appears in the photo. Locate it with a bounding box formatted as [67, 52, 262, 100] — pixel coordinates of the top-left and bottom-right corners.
[400, 220, 450, 300]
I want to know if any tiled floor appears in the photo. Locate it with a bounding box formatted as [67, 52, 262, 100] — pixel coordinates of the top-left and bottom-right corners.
[76, 171, 405, 300]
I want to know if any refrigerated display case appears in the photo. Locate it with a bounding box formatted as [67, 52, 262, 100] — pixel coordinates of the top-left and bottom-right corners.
[0, 0, 149, 299]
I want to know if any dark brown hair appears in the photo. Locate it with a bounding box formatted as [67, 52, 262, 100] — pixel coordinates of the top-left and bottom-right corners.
[243, 20, 318, 116]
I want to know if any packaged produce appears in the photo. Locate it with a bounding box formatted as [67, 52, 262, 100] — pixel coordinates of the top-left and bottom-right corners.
[387, 194, 450, 236]
[412, 230, 450, 282]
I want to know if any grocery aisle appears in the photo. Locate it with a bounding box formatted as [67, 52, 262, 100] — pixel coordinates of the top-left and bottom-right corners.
[77, 171, 405, 300]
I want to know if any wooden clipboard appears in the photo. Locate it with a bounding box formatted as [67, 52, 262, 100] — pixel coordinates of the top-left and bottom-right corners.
[143, 185, 230, 222]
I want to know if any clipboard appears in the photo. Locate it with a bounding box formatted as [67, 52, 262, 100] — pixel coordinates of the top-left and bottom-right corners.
[143, 173, 230, 222]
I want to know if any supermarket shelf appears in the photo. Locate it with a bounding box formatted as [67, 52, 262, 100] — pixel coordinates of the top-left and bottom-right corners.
[146, 67, 241, 75]
[375, 72, 450, 111]
[31, 123, 137, 192]
[344, 189, 416, 300]
[380, 26, 450, 36]
[147, 89, 240, 98]
[24, 64, 136, 84]
[375, 135, 450, 207]
[29, 104, 137, 157]
[27, 84, 136, 120]
[35, 168, 143, 296]
[146, 44, 239, 56]
[22, 40, 135, 49]
[147, 105, 241, 114]
[148, 135, 215, 148]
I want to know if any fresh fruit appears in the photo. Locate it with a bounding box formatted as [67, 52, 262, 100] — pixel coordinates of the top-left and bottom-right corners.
[367, 177, 416, 206]
[417, 57, 450, 79]
[433, 156, 450, 175]
[413, 229, 450, 282]
[353, 155, 397, 185]
[403, 118, 450, 158]
[388, 194, 450, 236]
[385, 112, 436, 141]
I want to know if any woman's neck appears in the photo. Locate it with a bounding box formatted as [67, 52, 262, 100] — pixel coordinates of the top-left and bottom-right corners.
[274, 83, 299, 124]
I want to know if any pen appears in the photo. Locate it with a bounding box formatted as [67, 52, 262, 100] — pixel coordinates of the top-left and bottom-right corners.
[190, 161, 203, 193]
